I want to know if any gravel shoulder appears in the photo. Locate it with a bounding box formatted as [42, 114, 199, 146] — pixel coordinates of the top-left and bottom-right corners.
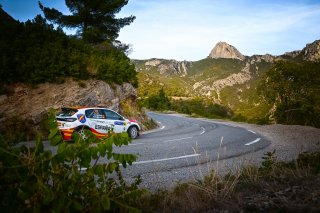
[219, 121, 320, 161]
[171, 113, 320, 162]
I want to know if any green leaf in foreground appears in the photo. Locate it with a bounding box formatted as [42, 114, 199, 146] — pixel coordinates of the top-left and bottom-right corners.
[0, 108, 143, 212]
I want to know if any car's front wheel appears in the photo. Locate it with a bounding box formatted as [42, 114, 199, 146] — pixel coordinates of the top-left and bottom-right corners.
[128, 126, 139, 139]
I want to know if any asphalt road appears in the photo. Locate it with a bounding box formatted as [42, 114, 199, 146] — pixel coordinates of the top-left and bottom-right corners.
[111, 112, 271, 190]
[19, 112, 271, 190]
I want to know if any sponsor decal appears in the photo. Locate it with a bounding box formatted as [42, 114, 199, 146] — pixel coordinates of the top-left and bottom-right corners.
[77, 114, 86, 123]
[114, 121, 126, 126]
[95, 125, 113, 131]
[95, 120, 105, 124]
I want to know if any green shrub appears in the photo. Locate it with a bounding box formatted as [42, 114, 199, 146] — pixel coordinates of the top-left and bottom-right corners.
[247, 116, 271, 125]
[259, 61, 320, 127]
[171, 97, 233, 119]
[259, 150, 277, 172]
[231, 113, 247, 122]
[0, 109, 144, 212]
[0, 116, 37, 144]
[140, 88, 171, 111]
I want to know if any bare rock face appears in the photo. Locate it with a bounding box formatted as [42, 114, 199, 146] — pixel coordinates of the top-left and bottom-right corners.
[145, 59, 162, 66]
[301, 40, 320, 61]
[144, 59, 192, 76]
[0, 79, 137, 125]
[250, 54, 276, 63]
[209, 42, 245, 60]
[282, 50, 301, 58]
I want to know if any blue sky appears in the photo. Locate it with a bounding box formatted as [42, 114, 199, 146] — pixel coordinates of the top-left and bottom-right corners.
[1, 0, 320, 61]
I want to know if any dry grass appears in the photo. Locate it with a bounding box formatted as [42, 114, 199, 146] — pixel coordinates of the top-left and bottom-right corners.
[136, 152, 320, 212]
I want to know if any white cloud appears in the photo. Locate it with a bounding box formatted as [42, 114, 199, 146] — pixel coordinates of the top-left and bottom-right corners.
[118, 0, 320, 60]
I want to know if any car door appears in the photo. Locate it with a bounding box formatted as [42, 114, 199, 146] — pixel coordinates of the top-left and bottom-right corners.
[102, 109, 127, 133]
[85, 109, 111, 134]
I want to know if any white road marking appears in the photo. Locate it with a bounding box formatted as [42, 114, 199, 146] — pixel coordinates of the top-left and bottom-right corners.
[133, 153, 201, 165]
[248, 130, 256, 134]
[245, 138, 261, 146]
[164, 136, 193, 142]
[200, 127, 206, 135]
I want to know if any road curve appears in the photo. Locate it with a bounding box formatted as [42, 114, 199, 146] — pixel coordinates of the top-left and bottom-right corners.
[111, 112, 271, 189]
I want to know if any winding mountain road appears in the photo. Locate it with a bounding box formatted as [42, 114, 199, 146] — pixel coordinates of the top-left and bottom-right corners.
[113, 112, 271, 190]
[19, 111, 319, 190]
[18, 112, 272, 190]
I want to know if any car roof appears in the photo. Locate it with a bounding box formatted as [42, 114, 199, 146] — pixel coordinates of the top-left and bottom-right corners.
[62, 106, 113, 110]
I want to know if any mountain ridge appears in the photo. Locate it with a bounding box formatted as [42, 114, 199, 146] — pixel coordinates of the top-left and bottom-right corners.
[135, 39, 320, 119]
[134, 40, 320, 77]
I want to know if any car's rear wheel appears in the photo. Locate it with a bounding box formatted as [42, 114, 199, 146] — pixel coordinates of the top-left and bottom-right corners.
[128, 126, 138, 139]
[76, 127, 89, 140]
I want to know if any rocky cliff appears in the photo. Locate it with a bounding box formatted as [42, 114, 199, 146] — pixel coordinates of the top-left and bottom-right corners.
[135, 59, 193, 77]
[0, 79, 155, 134]
[302, 40, 320, 61]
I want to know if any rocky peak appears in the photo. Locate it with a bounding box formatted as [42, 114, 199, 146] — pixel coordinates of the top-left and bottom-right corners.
[209, 42, 245, 60]
[301, 40, 320, 61]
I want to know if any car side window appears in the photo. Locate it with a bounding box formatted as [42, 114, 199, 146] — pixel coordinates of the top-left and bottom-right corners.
[103, 109, 123, 120]
[85, 109, 106, 119]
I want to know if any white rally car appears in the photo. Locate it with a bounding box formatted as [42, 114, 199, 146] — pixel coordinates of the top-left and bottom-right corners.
[56, 107, 141, 140]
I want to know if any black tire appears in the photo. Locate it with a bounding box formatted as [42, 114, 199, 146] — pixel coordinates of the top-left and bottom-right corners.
[128, 126, 139, 139]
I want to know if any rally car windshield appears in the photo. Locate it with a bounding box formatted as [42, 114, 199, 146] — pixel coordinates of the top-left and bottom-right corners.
[56, 108, 78, 117]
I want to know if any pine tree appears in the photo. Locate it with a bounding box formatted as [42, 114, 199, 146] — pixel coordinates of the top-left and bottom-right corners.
[39, 0, 135, 44]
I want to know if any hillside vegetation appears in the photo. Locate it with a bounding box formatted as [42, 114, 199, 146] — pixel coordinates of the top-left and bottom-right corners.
[136, 41, 320, 127]
[259, 61, 320, 127]
[0, 7, 137, 89]
[136, 58, 272, 120]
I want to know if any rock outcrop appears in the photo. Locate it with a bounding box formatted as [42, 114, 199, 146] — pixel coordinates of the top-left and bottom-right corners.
[209, 41, 245, 60]
[0, 79, 137, 126]
[301, 40, 320, 61]
[282, 50, 301, 58]
[143, 59, 192, 76]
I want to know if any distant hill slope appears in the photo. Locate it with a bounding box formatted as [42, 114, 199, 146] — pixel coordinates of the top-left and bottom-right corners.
[134, 40, 320, 119]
